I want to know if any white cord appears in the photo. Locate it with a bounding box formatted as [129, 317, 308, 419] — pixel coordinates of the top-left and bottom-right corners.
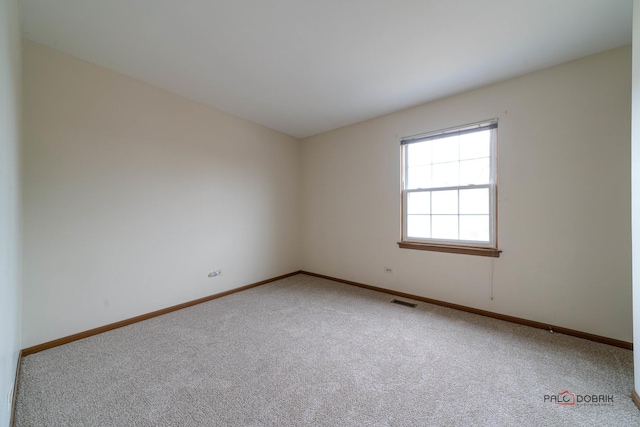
[490, 258, 495, 301]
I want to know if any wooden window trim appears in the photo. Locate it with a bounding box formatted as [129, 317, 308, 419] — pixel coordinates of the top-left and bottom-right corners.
[398, 241, 501, 257]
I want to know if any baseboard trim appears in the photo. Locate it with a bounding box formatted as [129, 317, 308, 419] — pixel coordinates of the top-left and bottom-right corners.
[632, 389, 640, 411]
[9, 350, 22, 427]
[21, 269, 633, 355]
[22, 271, 301, 356]
[300, 271, 633, 350]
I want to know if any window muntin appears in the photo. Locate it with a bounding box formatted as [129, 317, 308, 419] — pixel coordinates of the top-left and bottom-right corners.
[401, 120, 497, 249]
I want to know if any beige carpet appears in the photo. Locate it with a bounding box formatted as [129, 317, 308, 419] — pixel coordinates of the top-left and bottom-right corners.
[14, 274, 639, 426]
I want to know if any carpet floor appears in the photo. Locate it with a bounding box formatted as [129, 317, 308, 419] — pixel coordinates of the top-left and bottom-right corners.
[14, 274, 639, 426]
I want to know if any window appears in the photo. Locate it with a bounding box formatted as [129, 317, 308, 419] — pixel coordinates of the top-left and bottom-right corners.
[399, 120, 500, 257]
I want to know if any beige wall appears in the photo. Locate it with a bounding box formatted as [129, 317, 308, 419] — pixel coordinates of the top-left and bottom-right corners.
[21, 37, 633, 348]
[22, 40, 301, 348]
[632, 0, 640, 390]
[302, 46, 632, 342]
[0, 0, 21, 422]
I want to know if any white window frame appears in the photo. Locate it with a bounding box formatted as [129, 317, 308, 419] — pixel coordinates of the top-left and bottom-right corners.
[399, 119, 500, 257]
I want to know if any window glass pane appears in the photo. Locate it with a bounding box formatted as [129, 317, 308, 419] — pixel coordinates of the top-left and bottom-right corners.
[407, 215, 431, 239]
[432, 215, 458, 240]
[460, 215, 490, 242]
[431, 162, 459, 188]
[407, 142, 431, 166]
[459, 130, 490, 160]
[459, 158, 490, 185]
[407, 165, 432, 189]
[431, 190, 458, 214]
[407, 192, 430, 214]
[431, 137, 459, 163]
[459, 188, 489, 214]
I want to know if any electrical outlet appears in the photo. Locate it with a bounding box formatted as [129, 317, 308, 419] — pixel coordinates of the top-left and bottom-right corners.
[208, 269, 223, 278]
[384, 267, 393, 274]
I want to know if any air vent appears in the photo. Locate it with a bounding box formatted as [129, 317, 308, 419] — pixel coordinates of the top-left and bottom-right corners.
[391, 299, 417, 308]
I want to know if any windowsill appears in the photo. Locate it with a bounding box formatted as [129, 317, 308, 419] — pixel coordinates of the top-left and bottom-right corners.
[398, 241, 501, 257]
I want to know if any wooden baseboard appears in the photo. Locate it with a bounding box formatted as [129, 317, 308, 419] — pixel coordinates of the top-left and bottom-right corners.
[22, 271, 302, 356]
[632, 389, 640, 411]
[300, 271, 633, 350]
[21, 269, 633, 356]
[9, 350, 22, 427]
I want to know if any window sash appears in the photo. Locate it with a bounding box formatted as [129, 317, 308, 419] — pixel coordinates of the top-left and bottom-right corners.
[402, 185, 496, 247]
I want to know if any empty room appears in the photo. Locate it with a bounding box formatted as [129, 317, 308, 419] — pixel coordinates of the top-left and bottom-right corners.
[3, 0, 640, 425]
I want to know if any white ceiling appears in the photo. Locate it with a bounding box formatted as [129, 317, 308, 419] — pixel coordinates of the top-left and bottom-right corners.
[19, 0, 632, 138]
